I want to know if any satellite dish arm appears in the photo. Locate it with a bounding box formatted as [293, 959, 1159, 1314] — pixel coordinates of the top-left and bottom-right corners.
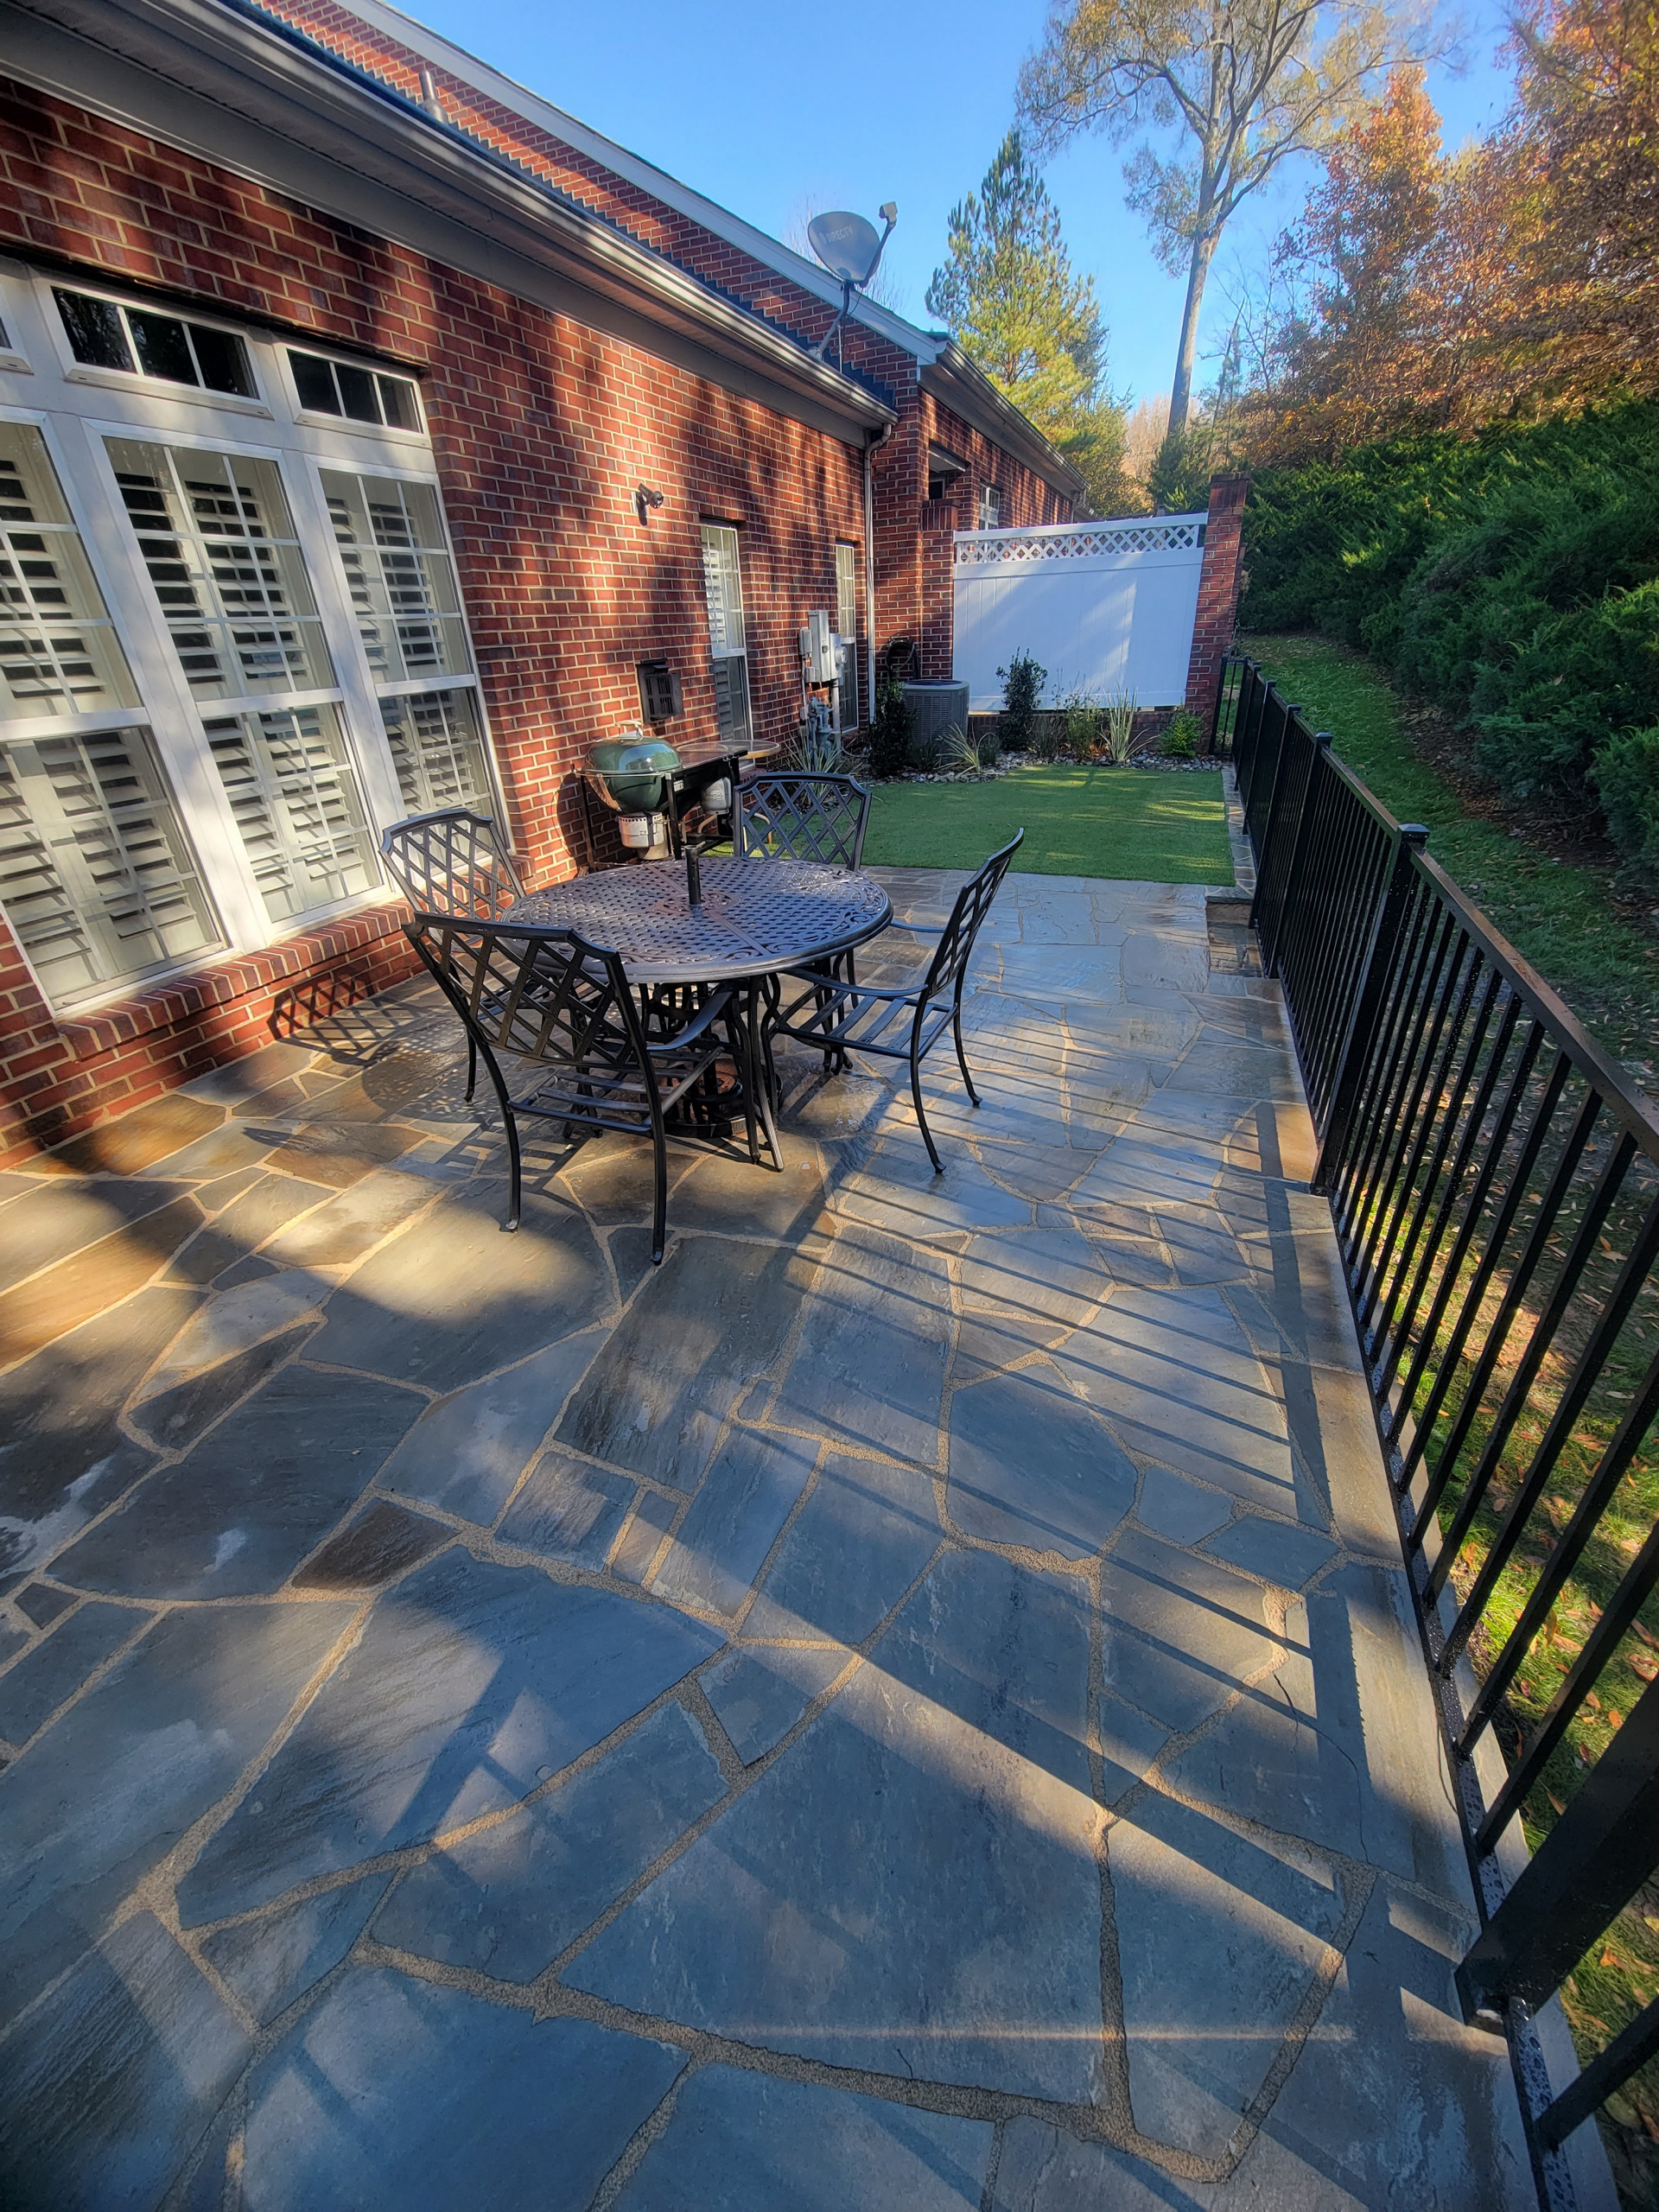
[810, 203, 897, 361]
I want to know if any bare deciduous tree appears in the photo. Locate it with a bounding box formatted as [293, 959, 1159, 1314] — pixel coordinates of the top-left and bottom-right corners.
[1018, 0, 1444, 434]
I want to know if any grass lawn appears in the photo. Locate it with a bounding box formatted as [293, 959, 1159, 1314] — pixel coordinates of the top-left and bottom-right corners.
[861, 766, 1233, 883]
[1242, 632, 1659, 1074]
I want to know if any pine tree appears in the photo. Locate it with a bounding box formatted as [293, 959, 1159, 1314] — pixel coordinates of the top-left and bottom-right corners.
[925, 131, 1128, 514]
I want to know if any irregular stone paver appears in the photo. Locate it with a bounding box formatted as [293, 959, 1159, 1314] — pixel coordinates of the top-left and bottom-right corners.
[496, 1446, 636, 1567]
[0, 1600, 354, 2024]
[700, 1643, 846, 1763]
[311, 1185, 609, 1389]
[240, 1971, 684, 2209]
[0, 1911, 250, 2211]
[176, 1552, 721, 1923]
[613, 2065, 994, 2209]
[0, 1599, 144, 1746]
[0, 886, 1538, 2209]
[200, 1873, 390, 2024]
[377, 1330, 607, 1523]
[572, 1551, 1106, 2106]
[374, 1699, 726, 1980]
[651, 1427, 818, 1617]
[559, 1238, 806, 1489]
[745, 1452, 940, 1644]
[53, 1365, 424, 1599]
[1110, 1788, 1349, 2158]
[947, 1365, 1135, 1559]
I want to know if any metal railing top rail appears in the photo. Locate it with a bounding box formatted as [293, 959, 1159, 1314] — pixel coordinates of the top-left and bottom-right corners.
[1216, 652, 1659, 2211]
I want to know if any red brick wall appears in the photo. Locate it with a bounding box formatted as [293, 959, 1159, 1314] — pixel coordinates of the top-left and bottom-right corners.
[1185, 474, 1250, 734]
[0, 73, 868, 1164]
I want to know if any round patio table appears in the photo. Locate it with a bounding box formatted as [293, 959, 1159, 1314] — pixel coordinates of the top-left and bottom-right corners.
[499, 855, 892, 1159]
[500, 855, 891, 984]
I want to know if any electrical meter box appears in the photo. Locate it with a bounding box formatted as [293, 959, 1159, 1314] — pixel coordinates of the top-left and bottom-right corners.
[798, 611, 838, 685]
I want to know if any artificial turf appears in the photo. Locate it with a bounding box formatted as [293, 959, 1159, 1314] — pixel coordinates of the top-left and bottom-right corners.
[860, 766, 1233, 883]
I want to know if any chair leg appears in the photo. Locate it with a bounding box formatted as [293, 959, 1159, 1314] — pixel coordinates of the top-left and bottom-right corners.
[465, 1033, 478, 1104]
[911, 1031, 943, 1174]
[728, 1002, 760, 1166]
[748, 982, 785, 1172]
[953, 998, 981, 1108]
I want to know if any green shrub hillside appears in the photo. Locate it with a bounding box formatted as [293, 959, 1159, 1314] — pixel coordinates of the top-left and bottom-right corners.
[1242, 404, 1659, 865]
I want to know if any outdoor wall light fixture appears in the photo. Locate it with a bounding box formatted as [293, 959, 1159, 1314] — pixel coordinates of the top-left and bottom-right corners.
[634, 482, 665, 525]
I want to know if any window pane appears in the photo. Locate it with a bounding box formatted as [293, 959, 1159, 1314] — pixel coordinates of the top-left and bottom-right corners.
[376, 374, 420, 430]
[0, 423, 138, 721]
[54, 289, 133, 372]
[321, 470, 470, 683]
[0, 722, 219, 1007]
[108, 441, 334, 700]
[204, 702, 378, 921]
[289, 351, 340, 414]
[382, 687, 490, 814]
[128, 310, 199, 386]
[334, 364, 381, 423]
[189, 325, 256, 397]
[700, 524, 746, 657]
[836, 543, 857, 639]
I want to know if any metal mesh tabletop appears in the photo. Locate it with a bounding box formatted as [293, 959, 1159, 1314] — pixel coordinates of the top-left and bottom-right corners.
[500, 857, 892, 983]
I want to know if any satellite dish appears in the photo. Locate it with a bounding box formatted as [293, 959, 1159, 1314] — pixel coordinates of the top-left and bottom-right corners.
[808, 211, 883, 287]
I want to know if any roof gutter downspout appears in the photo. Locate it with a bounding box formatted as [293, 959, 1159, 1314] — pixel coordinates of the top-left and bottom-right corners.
[864, 416, 895, 724]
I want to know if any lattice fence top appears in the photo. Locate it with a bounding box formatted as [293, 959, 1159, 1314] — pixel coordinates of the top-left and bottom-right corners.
[501, 856, 891, 983]
[953, 515, 1205, 567]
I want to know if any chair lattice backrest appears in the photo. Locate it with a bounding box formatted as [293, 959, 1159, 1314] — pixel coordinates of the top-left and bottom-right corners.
[407, 915, 658, 1119]
[923, 831, 1025, 1000]
[382, 809, 525, 920]
[735, 773, 870, 870]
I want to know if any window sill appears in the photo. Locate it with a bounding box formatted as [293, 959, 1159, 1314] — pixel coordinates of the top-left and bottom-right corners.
[56, 901, 410, 1060]
[294, 409, 429, 445]
[0, 352, 34, 375]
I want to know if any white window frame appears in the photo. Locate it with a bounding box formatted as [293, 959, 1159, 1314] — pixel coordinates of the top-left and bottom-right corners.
[0, 257, 504, 1016]
[30, 270, 273, 418]
[277, 344, 429, 444]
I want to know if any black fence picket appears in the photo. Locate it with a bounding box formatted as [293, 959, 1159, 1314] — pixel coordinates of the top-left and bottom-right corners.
[1218, 654, 1659, 2209]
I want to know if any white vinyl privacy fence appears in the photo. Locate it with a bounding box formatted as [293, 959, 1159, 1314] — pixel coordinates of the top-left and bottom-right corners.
[952, 514, 1206, 712]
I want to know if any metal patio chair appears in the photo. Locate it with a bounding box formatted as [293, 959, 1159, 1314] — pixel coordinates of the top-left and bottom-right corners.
[768, 830, 1024, 1172]
[734, 771, 870, 870]
[382, 809, 529, 1105]
[404, 912, 756, 1263]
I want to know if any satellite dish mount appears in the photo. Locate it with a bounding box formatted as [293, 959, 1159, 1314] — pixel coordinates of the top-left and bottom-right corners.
[807, 203, 897, 365]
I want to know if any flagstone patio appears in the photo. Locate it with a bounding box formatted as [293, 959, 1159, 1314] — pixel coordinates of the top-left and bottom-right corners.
[0, 868, 1533, 2209]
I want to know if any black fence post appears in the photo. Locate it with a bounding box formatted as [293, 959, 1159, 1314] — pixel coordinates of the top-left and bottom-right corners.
[1261, 732, 1330, 976]
[1310, 823, 1428, 1192]
[1236, 677, 1274, 815]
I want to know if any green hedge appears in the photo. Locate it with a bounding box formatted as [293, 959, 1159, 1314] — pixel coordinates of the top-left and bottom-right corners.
[1241, 404, 1659, 862]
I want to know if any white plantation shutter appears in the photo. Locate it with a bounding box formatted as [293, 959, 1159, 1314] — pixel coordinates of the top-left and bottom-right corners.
[0, 425, 138, 721]
[700, 524, 752, 747]
[204, 704, 377, 922]
[321, 471, 470, 684]
[0, 726, 219, 1005]
[381, 689, 493, 815]
[835, 543, 857, 641]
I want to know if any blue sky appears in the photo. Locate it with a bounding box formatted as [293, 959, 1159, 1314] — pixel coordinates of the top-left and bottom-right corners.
[397, 0, 1519, 406]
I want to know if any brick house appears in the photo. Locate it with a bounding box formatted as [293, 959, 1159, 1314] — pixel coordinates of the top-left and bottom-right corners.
[0, 0, 1237, 1166]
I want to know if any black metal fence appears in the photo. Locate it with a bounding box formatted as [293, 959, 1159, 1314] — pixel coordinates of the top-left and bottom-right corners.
[1217, 656, 1659, 2209]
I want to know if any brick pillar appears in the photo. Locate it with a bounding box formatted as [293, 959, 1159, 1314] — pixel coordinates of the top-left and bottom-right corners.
[1184, 473, 1249, 731]
[919, 502, 959, 680]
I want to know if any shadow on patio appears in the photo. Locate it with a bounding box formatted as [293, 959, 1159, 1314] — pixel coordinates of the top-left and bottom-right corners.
[0, 868, 1535, 2209]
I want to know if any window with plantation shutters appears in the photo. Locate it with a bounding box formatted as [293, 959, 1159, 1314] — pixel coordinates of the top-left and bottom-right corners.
[380, 688, 491, 815]
[0, 726, 218, 1006]
[321, 471, 469, 683]
[1, 423, 139, 721]
[106, 441, 334, 701]
[700, 523, 752, 748]
[1, 269, 505, 996]
[203, 704, 377, 921]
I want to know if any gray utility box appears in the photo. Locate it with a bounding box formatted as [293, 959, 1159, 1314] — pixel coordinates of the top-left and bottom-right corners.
[901, 680, 970, 764]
